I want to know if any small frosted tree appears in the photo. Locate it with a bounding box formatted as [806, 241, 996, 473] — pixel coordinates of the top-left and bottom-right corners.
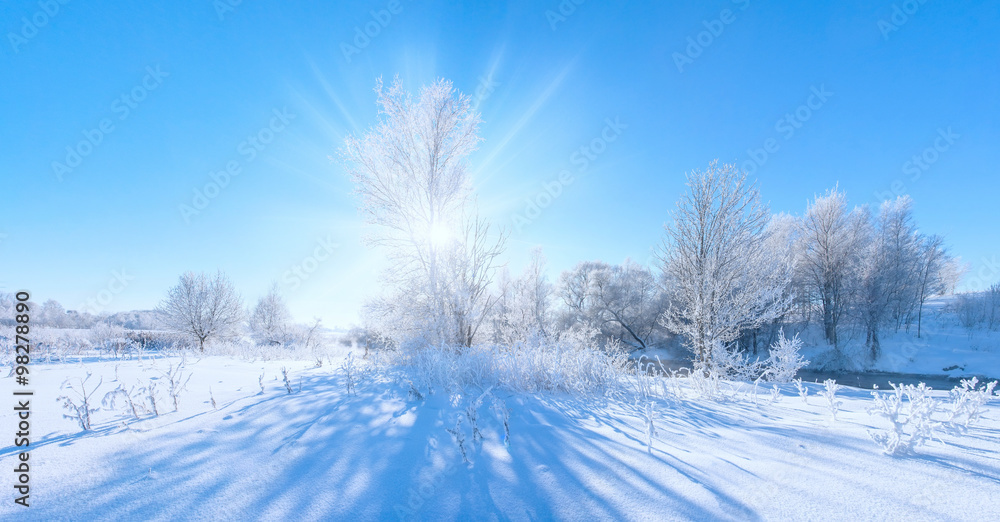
[658, 161, 791, 368]
[249, 283, 291, 345]
[491, 248, 554, 345]
[766, 330, 809, 383]
[157, 271, 244, 351]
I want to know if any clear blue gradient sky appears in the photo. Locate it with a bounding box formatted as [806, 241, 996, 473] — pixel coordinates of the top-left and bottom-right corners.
[2, 0, 998, 327]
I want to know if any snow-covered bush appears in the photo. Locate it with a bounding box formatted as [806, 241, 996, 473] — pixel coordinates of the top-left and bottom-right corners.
[868, 382, 941, 455]
[387, 328, 629, 395]
[765, 330, 809, 383]
[102, 382, 147, 419]
[162, 360, 191, 411]
[342, 352, 357, 396]
[465, 389, 489, 444]
[794, 378, 808, 403]
[707, 341, 767, 382]
[946, 377, 997, 429]
[446, 416, 469, 464]
[643, 401, 657, 453]
[90, 323, 130, 358]
[146, 381, 161, 416]
[491, 395, 511, 449]
[684, 365, 727, 401]
[58, 373, 103, 430]
[821, 379, 842, 421]
[769, 385, 782, 404]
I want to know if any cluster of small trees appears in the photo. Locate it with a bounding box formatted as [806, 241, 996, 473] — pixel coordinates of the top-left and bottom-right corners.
[0, 295, 108, 329]
[341, 77, 975, 371]
[793, 189, 961, 358]
[952, 284, 1000, 333]
[154, 273, 309, 351]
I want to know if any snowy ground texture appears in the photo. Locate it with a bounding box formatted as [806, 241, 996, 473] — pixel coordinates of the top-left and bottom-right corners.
[3, 349, 1000, 521]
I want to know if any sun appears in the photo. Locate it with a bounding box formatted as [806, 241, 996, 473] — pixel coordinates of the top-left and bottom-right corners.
[426, 222, 453, 248]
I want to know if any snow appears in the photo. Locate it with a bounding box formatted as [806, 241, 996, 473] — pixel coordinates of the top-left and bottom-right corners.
[799, 297, 1000, 379]
[3, 350, 1000, 521]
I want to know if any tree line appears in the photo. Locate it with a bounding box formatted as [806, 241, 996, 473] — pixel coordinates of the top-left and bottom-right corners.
[339, 77, 971, 370]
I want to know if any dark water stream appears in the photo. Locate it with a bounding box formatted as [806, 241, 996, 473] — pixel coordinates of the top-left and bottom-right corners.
[629, 355, 996, 391]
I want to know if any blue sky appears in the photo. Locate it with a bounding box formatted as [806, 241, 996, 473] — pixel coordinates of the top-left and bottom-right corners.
[2, 0, 998, 327]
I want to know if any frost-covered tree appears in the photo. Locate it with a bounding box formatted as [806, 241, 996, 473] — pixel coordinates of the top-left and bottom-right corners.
[157, 271, 244, 351]
[341, 77, 505, 347]
[857, 197, 929, 358]
[491, 248, 553, 345]
[658, 161, 792, 367]
[40, 299, 68, 328]
[249, 283, 291, 345]
[738, 213, 801, 353]
[879, 196, 922, 332]
[556, 259, 664, 350]
[799, 188, 867, 348]
[854, 206, 889, 359]
[914, 235, 949, 337]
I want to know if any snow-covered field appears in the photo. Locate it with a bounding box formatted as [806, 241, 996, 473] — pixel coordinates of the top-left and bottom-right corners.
[3, 350, 999, 521]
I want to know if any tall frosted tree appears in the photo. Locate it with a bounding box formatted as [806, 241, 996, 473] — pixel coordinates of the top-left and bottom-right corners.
[157, 271, 244, 351]
[658, 161, 792, 367]
[342, 77, 505, 347]
[799, 188, 867, 348]
[914, 234, 948, 337]
[249, 283, 291, 345]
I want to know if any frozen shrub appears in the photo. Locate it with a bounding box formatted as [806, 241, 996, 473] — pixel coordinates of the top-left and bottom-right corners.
[407, 382, 424, 401]
[708, 341, 767, 382]
[90, 323, 129, 358]
[388, 333, 629, 394]
[794, 378, 808, 403]
[868, 382, 941, 455]
[146, 381, 160, 416]
[465, 387, 491, 444]
[162, 360, 192, 412]
[946, 377, 997, 429]
[446, 416, 469, 464]
[687, 366, 725, 401]
[281, 367, 293, 394]
[491, 395, 511, 449]
[765, 330, 809, 383]
[58, 373, 103, 430]
[643, 402, 657, 453]
[102, 382, 146, 419]
[342, 352, 357, 396]
[821, 379, 842, 421]
[769, 385, 782, 404]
